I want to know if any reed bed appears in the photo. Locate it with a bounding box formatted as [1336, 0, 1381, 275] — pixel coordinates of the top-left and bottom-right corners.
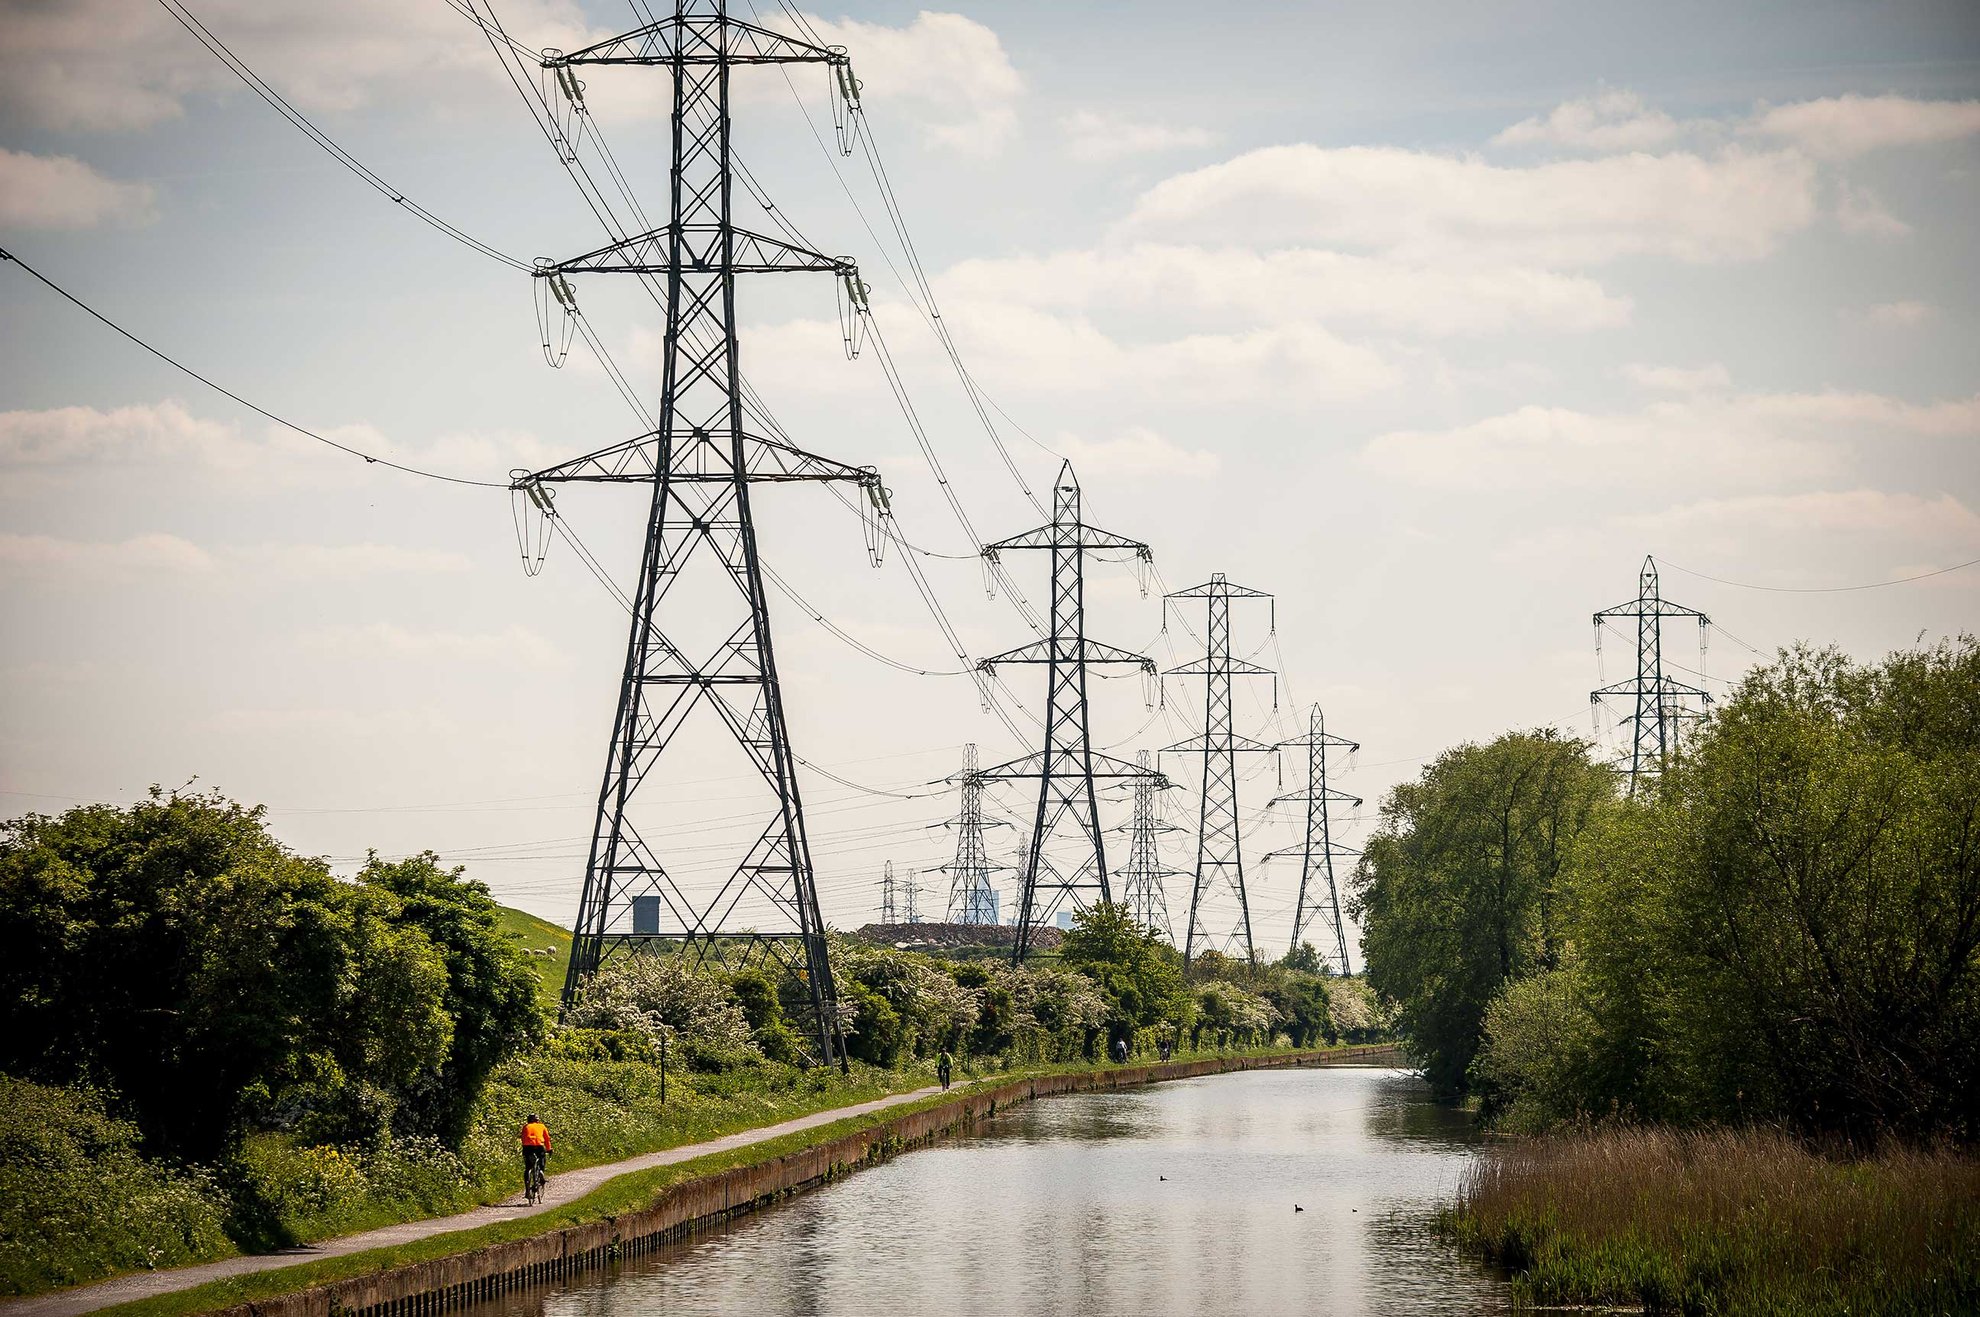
[1444, 1127, 1980, 1316]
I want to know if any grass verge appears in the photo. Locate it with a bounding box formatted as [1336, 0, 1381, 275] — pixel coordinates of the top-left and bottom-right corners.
[1443, 1126, 1980, 1317]
[94, 1045, 1360, 1317]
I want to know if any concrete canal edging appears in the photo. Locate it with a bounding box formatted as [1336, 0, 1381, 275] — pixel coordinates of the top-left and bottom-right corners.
[204, 1045, 1399, 1317]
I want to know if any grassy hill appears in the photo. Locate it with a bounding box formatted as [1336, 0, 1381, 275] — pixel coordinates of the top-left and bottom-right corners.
[494, 904, 571, 1014]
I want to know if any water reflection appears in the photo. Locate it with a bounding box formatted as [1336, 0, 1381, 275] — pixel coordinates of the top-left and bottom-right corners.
[463, 1066, 1506, 1317]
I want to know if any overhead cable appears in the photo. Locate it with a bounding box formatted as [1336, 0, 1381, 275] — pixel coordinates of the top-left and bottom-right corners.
[0, 246, 505, 489]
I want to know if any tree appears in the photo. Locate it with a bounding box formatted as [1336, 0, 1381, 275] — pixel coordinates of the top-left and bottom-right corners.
[355, 854, 542, 1140]
[0, 792, 535, 1157]
[1351, 731, 1613, 1095]
[1566, 640, 1980, 1139]
[1060, 903, 1192, 1049]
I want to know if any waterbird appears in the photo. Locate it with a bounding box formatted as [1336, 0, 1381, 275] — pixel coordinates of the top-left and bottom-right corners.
[1294, 1204, 1304, 1212]
[1159, 1175, 1167, 1181]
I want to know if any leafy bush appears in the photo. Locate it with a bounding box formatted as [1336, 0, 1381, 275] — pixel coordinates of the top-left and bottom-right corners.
[0, 1078, 232, 1295]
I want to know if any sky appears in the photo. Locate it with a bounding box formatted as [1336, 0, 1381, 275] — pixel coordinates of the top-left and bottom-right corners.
[2, 0, 1977, 955]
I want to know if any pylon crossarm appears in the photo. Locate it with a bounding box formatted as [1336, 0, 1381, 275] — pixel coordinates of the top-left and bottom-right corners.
[982, 523, 1150, 554]
[544, 226, 854, 277]
[517, 432, 876, 485]
[979, 638, 1154, 669]
[1165, 656, 1273, 677]
[1164, 733, 1276, 754]
[549, 15, 848, 66]
[1269, 785, 1362, 808]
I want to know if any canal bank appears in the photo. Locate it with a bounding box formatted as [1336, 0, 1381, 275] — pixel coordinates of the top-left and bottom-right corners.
[77, 1046, 1395, 1317]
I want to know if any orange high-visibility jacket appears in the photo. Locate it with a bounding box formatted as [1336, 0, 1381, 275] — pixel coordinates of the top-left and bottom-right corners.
[520, 1121, 551, 1150]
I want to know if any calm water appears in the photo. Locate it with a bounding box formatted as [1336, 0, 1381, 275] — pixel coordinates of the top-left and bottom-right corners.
[466, 1065, 1508, 1316]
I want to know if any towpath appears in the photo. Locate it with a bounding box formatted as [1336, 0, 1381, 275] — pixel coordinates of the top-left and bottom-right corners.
[6, 1081, 948, 1317]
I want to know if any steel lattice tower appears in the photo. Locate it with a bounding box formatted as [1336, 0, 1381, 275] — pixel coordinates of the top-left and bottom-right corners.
[517, 4, 879, 1064]
[941, 744, 1009, 924]
[902, 871, 922, 923]
[980, 462, 1155, 960]
[877, 860, 898, 924]
[1118, 749, 1181, 943]
[1592, 557, 1712, 795]
[1164, 573, 1276, 966]
[1266, 705, 1361, 975]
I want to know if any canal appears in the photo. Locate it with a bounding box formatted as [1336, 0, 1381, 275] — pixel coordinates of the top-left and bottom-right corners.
[463, 1063, 1508, 1315]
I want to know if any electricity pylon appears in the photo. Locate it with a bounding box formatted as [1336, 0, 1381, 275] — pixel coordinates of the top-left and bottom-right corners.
[1117, 749, 1182, 943]
[1266, 705, 1361, 975]
[516, 4, 881, 1066]
[1164, 573, 1275, 966]
[941, 744, 1009, 924]
[902, 872, 922, 923]
[980, 462, 1155, 960]
[1592, 556, 1712, 795]
[877, 861, 898, 924]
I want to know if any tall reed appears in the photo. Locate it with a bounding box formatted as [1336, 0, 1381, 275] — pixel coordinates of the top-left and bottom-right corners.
[1446, 1127, 1980, 1315]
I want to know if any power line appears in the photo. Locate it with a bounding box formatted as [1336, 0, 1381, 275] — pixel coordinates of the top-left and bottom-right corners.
[0, 246, 505, 489]
[1654, 553, 1980, 594]
[154, 0, 532, 272]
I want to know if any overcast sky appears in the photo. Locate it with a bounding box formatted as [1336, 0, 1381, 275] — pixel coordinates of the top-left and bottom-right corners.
[3, 0, 1977, 951]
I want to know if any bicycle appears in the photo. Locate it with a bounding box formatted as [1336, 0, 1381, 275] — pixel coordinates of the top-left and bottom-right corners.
[524, 1154, 547, 1206]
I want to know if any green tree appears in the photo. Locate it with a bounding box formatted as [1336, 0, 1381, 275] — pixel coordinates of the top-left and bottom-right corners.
[1352, 731, 1613, 1095]
[354, 853, 542, 1141]
[1060, 903, 1192, 1049]
[1566, 640, 1980, 1139]
[0, 792, 531, 1158]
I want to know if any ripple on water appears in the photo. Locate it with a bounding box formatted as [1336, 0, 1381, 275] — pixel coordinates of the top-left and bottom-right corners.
[461, 1065, 1509, 1317]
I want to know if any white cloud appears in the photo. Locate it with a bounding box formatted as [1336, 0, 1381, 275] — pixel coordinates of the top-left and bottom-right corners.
[1118, 144, 1818, 266]
[0, 149, 156, 229]
[749, 299, 1401, 403]
[1059, 110, 1216, 161]
[0, 533, 470, 582]
[1864, 300, 1935, 329]
[0, 402, 254, 468]
[0, 532, 215, 578]
[1747, 94, 1980, 159]
[1624, 491, 1980, 559]
[934, 245, 1631, 336]
[0, 402, 539, 489]
[1619, 362, 1732, 392]
[790, 11, 1022, 154]
[1835, 182, 1910, 236]
[1056, 427, 1219, 478]
[304, 622, 572, 669]
[1491, 90, 1683, 153]
[1362, 388, 1980, 491]
[0, 0, 590, 132]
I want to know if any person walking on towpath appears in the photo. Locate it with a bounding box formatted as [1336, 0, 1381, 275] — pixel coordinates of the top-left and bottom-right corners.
[937, 1049, 953, 1091]
[519, 1114, 552, 1204]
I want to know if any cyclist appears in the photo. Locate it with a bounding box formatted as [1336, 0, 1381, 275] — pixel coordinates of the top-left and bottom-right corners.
[519, 1113, 552, 1200]
[936, 1049, 953, 1091]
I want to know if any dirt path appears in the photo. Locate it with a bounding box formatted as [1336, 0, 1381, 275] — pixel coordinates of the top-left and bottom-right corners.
[7, 1081, 950, 1317]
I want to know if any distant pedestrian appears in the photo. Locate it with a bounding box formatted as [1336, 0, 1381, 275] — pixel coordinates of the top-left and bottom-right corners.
[937, 1049, 953, 1090]
[1159, 1038, 1172, 1063]
[1111, 1036, 1129, 1064]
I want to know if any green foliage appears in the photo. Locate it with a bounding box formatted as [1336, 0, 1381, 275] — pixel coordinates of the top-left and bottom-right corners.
[0, 791, 537, 1157]
[359, 854, 545, 1142]
[1446, 1127, 1980, 1316]
[0, 1077, 232, 1295]
[1549, 638, 1980, 1140]
[1059, 903, 1193, 1046]
[1351, 731, 1614, 1095]
[564, 954, 760, 1071]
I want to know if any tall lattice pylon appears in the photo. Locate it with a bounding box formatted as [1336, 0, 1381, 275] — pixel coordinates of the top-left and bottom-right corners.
[516, 5, 881, 1065]
[877, 861, 898, 924]
[980, 462, 1155, 960]
[1164, 572, 1276, 966]
[1592, 556, 1712, 795]
[941, 744, 1009, 924]
[1266, 705, 1361, 975]
[1117, 749, 1182, 943]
